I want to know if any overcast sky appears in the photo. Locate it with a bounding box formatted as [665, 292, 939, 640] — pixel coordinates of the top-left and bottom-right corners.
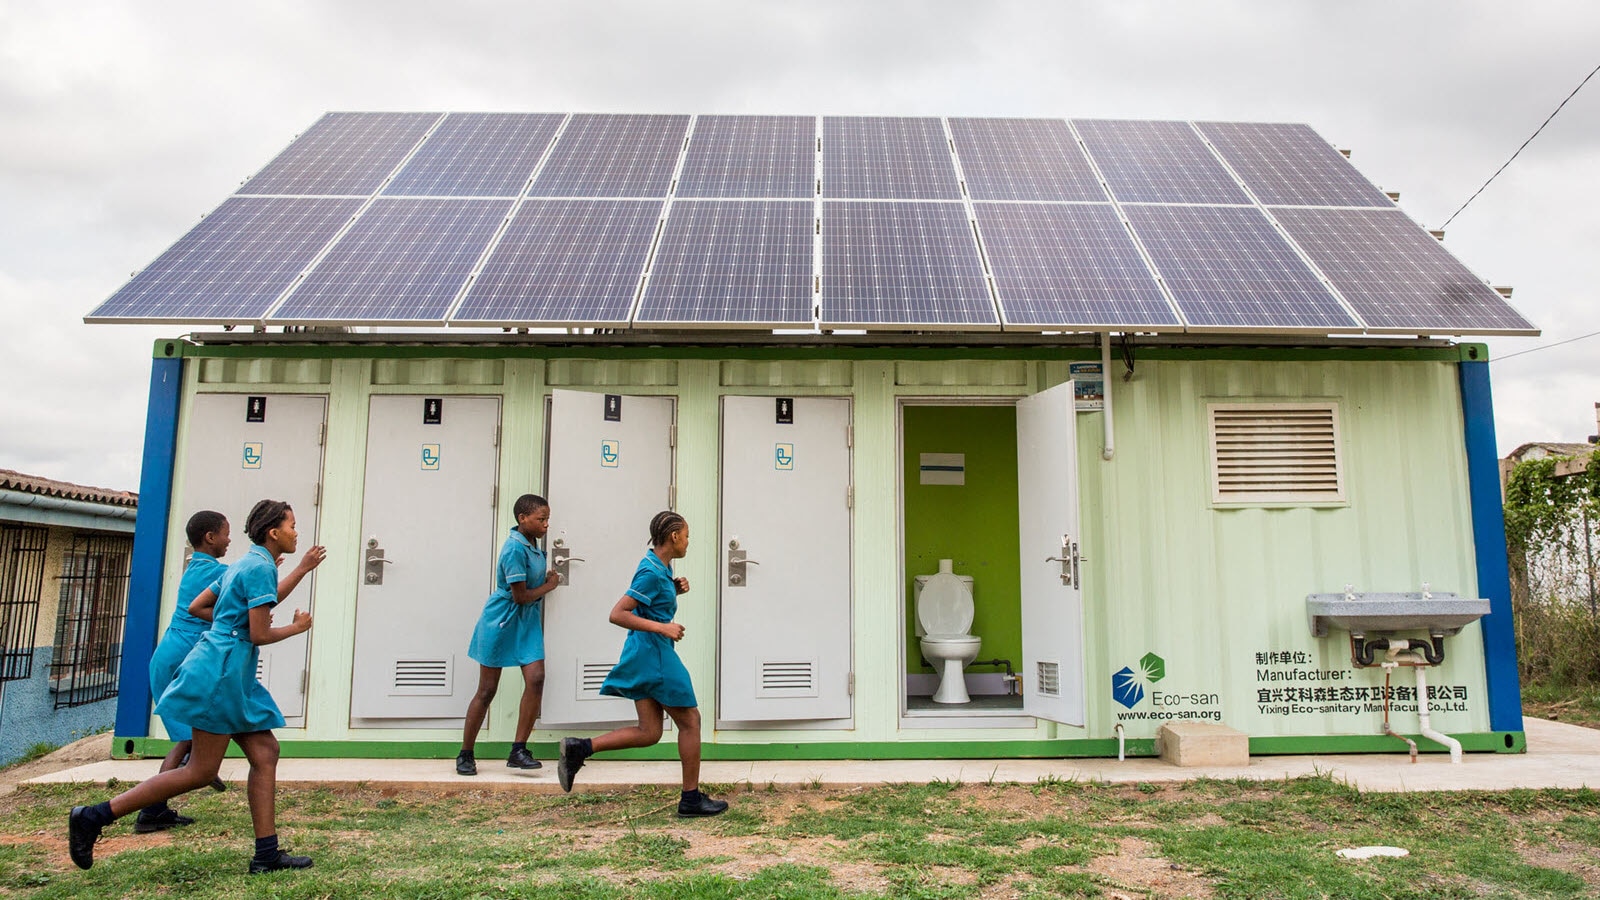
[3, 1, 1597, 492]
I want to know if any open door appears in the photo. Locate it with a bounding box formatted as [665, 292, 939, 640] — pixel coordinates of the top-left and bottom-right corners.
[1016, 380, 1085, 725]
[542, 389, 676, 725]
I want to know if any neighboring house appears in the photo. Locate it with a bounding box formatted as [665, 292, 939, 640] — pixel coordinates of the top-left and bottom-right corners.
[0, 469, 138, 766]
[1501, 441, 1597, 500]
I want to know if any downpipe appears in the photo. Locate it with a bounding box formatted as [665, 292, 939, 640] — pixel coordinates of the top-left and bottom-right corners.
[1114, 723, 1125, 761]
[1101, 331, 1115, 461]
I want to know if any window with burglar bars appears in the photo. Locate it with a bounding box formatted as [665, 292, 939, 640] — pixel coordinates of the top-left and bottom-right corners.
[1, 525, 50, 683]
[50, 532, 133, 708]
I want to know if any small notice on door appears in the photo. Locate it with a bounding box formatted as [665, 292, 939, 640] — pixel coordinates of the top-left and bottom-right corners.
[774, 443, 795, 470]
[600, 439, 620, 468]
[242, 442, 263, 469]
[421, 444, 441, 471]
[1070, 363, 1104, 411]
[919, 453, 964, 485]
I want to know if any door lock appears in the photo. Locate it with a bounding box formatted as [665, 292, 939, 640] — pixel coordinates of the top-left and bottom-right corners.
[364, 536, 395, 585]
[551, 537, 585, 585]
[1044, 533, 1075, 587]
[727, 537, 760, 587]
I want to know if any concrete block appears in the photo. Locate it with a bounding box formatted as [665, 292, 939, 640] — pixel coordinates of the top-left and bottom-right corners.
[1157, 722, 1249, 767]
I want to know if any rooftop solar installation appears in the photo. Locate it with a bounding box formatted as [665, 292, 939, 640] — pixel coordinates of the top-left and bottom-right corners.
[1272, 207, 1537, 334]
[450, 199, 662, 326]
[383, 113, 564, 197]
[86, 197, 364, 323]
[823, 117, 962, 200]
[820, 201, 994, 328]
[949, 118, 1108, 202]
[238, 112, 440, 196]
[269, 198, 512, 324]
[1123, 204, 1359, 331]
[1073, 119, 1252, 206]
[636, 200, 814, 326]
[675, 115, 816, 199]
[1196, 122, 1394, 208]
[974, 203, 1178, 329]
[526, 114, 689, 198]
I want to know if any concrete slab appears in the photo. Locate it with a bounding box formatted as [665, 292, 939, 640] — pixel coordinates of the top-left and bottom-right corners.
[1156, 722, 1249, 767]
[24, 718, 1600, 795]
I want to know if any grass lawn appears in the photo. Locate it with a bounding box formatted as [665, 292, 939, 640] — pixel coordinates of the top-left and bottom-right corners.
[1, 776, 1597, 899]
[1523, 681, 1600, 730]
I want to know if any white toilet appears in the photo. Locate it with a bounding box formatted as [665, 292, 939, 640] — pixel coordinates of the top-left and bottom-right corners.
[914, 559, 981, 704]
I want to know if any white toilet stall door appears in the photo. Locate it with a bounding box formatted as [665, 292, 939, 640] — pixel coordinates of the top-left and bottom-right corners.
[542, 390, 676, 726]
[176, 393, 326, 722]
[719, 396, 853, 723]
[1016, 381, 1086, 726]
[349, 396, 501, 723]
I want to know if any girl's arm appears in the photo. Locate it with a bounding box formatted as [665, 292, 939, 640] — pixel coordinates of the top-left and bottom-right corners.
[249, 605, 312, 646]
[607, 595, 684, 641]
[509, 571, 561, 605]
[188, 588, 219, 622]
[277, 546, 327, 601]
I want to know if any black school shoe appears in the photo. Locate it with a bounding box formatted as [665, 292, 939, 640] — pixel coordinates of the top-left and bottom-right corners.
[507, 747, 542, 770]
[556, 737, 586, 792]
[67, 807, 104, 870]
[133, 807, 196, 834]
[677, 790, 729, 818]
[248, 850, 314, 874]
[455, 752, 477, 776]
[209, 775, 227, 792]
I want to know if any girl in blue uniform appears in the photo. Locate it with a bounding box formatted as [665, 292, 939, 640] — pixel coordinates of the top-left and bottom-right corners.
[556, 511, 728, 817]
[457, 494, 562, 775]
[69, 500, 316, 874]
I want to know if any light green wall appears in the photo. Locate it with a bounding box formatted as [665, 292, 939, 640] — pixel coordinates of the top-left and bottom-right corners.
[153, 347, 1493, 749]
[901, 405, 1022, 677]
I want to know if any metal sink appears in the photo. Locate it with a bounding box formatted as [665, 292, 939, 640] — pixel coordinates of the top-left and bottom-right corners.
[1306, 591, 1491, 638]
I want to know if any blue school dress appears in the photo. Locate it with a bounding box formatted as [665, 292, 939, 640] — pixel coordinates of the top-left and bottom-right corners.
[155, 544, 285, 735]
[599, 549, 697, 708]
[467, 527, 547, 668]
[147, 552, 226, 742]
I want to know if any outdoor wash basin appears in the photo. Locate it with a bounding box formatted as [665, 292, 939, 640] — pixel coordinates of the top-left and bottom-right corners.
[1306, 591, 1491, 638]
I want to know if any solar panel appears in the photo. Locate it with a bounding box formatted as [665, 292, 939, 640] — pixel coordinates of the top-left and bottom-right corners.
[636, 201, 814, 326]
[85, 197, 363, 323]
[1123, 204, 1358, 330]
[269, 198, 512, 323]
[450, 199, 662, 326]
[675, 115, 816, 199]
[1073, 119, 1251, 205]
[238, 112, 440, 196]
[820, 201, 994, 328]
[526, 114, 688, 198]
[1196, 122, 1393, 208]
[949, 118, 1107, 202]
[974, 203, 1177, 329]
[823, 117, 962, 200]
[383, 113, 564, 197]
[1272, 207, 1536, 333]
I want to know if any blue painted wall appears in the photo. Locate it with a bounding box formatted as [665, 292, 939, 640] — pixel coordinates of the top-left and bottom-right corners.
[0, 647, 116, 766]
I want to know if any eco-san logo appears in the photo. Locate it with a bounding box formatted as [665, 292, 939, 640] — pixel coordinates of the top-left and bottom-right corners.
[1112, 652, 1166, 709]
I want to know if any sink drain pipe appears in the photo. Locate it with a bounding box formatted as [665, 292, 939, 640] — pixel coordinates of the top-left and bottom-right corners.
[1413, 663, 1462, 764]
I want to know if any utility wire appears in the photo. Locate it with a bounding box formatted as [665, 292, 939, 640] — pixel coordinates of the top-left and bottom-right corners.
[1492, 328, 1600, 363]
[1441, 58, 1600, 229]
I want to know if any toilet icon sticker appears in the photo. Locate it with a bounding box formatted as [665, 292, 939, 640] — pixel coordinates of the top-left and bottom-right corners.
[421, 444, 441, 471]
[774, 443, 795, 471]
[242, 442, 263, 469]
[600, 439, 620, 468]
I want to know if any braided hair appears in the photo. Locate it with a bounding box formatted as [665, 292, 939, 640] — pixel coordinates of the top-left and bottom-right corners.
[648, 510, 686, 548]
[245, 499, 293, 546]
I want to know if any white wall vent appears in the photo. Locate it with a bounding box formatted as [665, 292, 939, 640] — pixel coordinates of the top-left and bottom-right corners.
[756, 660, 818, 698]
[255, 654, 271, 685]
[1036, 661, 1060, 697]
[578, 661, 615, 698]
[390, 658, 452, 696]
[1208, 402, 1345, 505]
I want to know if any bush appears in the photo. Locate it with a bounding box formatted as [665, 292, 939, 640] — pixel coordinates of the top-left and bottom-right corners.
[1505, 450, 1600, 687]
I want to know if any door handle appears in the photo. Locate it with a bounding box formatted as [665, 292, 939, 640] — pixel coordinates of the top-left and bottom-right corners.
[551, 538, 583, 584]
[727, 537, 757, 587]
[364, 538, 391, 585]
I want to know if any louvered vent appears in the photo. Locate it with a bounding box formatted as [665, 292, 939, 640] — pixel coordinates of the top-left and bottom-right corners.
[579, 661, 615, 697]
[757, 660, 818, 697]
[255, 655, 270, 685]
[1036, 661, 1060, 697]
[1209, 403, 1344, 504]
[390, 658, 451, 696]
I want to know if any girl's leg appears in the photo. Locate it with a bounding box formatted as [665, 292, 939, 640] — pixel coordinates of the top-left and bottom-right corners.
[157, 740, 190, 774]
[513, 661, 546, 744]
[663, 706, 703, 792]
[105, 731, 228, 817]
[460, 666, 503, 753]
[590, 699, 665, 752]
[232, 731, 280, 839]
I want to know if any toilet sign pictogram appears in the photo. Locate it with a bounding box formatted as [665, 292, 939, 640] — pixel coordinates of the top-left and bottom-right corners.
[423, 398, 443, 424]
[242, 442, 263, 469]
[421, 443, 441, 471]
[246, 396, 266, 422]
[776, 397, 794, 424]
[774, 443, 795, 470]
[600, 439, 620, 467]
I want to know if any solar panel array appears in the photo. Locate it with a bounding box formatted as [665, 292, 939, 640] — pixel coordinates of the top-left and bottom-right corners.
[86, 113, 1536, 336]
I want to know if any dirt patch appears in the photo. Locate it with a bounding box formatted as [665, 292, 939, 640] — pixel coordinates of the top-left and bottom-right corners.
[1088, 836, 1215, 899]
[1517, 839, 1600, 888]
[0, 733, 114, 797]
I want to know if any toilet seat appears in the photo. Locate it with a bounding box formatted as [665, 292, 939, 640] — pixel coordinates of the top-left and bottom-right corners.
[916, 574, 974, 636]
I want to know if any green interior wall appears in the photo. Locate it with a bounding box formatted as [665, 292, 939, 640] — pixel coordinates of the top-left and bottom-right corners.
[901, 405, 1023, 679]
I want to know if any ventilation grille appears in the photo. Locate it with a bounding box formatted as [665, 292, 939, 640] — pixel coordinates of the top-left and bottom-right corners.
[757, 660, 818, 697]
[1036, 661, 1060, 697]
[1209, 403, 1344, 504]
[255, 654, 270, 685]
[579, 661, 615, 698]
[390, 658, 452, 696]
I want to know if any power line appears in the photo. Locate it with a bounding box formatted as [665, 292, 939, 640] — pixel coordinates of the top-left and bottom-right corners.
[1441, 58, 1600, 229]
[1492, 328, 1600, 362]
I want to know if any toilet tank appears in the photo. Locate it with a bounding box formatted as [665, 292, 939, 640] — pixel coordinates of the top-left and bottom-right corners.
[913, 572, 975, 638]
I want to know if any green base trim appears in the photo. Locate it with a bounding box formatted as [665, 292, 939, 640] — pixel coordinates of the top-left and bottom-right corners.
[114, 731, 1523, 761]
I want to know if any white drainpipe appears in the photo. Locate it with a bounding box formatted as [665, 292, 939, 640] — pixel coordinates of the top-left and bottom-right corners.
[1101, 332, 1115, 461]
[1414, 664, 1462, 764]
[1114, 722, 1125, 761]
